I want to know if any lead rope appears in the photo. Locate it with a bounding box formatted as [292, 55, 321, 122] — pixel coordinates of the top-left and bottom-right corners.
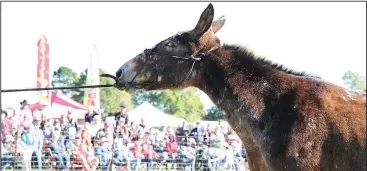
[0, 74, 118, 93]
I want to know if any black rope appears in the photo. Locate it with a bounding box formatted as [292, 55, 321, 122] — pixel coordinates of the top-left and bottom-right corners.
[1, 74, 118, 93]
[1, 84, 115, 93]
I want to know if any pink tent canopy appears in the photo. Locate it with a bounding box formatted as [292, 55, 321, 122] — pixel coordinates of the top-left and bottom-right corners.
[29, 90, 89, 119]
[51, 90, 89, 111]
[29, 102, 44, 112]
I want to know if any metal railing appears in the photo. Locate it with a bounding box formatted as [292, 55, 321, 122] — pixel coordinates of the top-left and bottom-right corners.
[1, 133, 248, 171]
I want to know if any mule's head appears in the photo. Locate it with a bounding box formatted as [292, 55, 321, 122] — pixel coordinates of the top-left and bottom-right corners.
[115, 3, 225, 90]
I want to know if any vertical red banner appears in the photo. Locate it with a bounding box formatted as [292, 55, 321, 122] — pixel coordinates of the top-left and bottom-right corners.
[37, 35, 50, 105]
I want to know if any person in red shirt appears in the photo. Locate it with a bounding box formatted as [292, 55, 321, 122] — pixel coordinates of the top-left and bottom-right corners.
[1, 110, 13, 141]
[165, 134, 178, 161]
[141, 143, 157, 170]
[130, 143, 144, 160]
[72, 134, 99, 171]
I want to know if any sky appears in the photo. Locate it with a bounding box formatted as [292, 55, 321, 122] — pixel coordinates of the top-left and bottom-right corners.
[1, 2, 366, 109]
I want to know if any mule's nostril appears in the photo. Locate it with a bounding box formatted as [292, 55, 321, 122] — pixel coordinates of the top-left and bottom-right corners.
[116, 69, 122, 78]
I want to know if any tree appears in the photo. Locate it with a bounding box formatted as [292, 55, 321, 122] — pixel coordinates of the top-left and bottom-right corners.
[52, 67, 134, 114]
[52, 66, 80, 97]
[99, 69, 134, 114]
[342, 71, 366, 91]
[132, 87, 205, 122]
[72, 69, 88, 103]
[204, 106, 224, 121]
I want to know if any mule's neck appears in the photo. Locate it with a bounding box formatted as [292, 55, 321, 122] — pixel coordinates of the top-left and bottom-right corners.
[195, 44, 297, 170]
[196, 45, 291, 120]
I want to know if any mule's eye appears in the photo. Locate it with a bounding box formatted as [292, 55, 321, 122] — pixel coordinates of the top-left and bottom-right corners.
[166, 42, 174, 47]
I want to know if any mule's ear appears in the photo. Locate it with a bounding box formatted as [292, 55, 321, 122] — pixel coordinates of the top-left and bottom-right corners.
[212, 16, 226, 33]
[193, 3, 215, 38]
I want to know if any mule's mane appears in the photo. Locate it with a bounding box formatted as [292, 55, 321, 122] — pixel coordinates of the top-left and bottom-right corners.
[223, 44, 321, 79]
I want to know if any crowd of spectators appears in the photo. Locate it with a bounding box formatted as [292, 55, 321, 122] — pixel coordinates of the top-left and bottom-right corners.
[1, 101, 248, 171]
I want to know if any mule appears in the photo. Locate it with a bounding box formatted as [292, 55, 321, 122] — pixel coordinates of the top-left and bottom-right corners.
[115, 3, 366, 171]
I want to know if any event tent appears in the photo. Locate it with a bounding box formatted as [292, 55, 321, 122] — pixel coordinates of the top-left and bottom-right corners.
[128, 102, 186, 127]
[29, 90, 89, 119]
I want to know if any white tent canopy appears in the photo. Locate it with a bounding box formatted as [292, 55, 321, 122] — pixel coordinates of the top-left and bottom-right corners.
[128, 102, 186, 127]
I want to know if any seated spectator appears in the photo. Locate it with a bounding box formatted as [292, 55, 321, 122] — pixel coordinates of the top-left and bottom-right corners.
[141, 143, 158, 170]
[166, 126, 175, 139]
[30, 122, 44, 170]
[132, 129, 148, 144]
[130, 142, 144, 160]
[85, 109, 98, 124]
[189, 121, 200, 142]
[208, 143, 227, 170]
[164, 134, 178, 160]
[1, 110, 13, 142]
[1, 138, 14, 171]
[139, 118, 146, 129]
[20, 125, 34, 171]
[88, 116, 103, 139]
[102, 124, 114, 146]
[42, 119, 54, 142]
[147, 128, 156, 145]
[72, 134, 99, 171]
[94, 137, 112, 171]
[176, 122, 189, 143]
[81, 128, 92, 150]
[129, 122, 139, 138]
[225, 128, 238, 145]
[198, 125, 209, 145]
[195, 143, 211, 169]
[112, 139, 139, 170]
[50, 129, 70, 170]
[103, 121, 114, 134]
[177, 142, 196, 170]
[54, 119, 62, 131]
[155, 126, 166, 143]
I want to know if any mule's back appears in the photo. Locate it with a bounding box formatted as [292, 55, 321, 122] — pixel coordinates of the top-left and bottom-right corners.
[319, 84, 366, 170]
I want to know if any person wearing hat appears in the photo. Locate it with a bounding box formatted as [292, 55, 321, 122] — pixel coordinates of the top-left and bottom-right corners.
[20, 100, 33, 128]
[94, 137, 112, 171]
[115, 105, 129, 125]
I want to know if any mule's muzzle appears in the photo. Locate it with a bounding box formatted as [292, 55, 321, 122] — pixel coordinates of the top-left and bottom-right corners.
[116, 69, 122, 79]
[115, 55, 142, 88]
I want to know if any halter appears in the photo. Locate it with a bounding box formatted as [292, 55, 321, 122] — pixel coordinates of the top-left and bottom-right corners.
[120, 46, 219, 88]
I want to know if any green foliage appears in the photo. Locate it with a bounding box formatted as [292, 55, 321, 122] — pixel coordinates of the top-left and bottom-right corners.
[51, 66, 134, 114]
[99, 69, 134, 113]
[204, 106, 224, 121]
[132, 87, 204, 122]
[52, 66, 80, 97]
[72, 69, 88, 103]
[342, 71, 366, 91]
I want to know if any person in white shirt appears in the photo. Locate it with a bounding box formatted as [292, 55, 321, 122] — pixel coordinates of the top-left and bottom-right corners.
[20, 100, 33, 127]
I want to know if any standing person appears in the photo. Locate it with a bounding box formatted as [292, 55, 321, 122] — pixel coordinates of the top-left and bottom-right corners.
[20, 100, 33, 127]
[85, 109, 98, 124]
[115, 105, 129, 125]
